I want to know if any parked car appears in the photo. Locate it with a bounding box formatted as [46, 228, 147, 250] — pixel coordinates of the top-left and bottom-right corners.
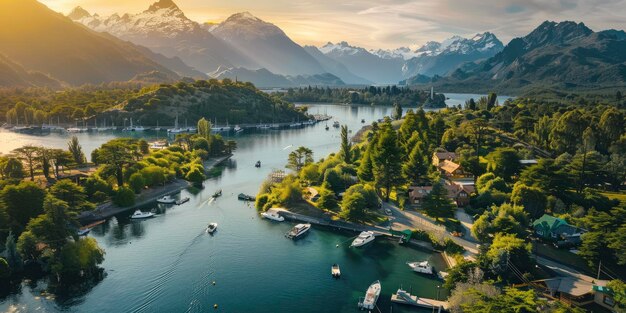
[385, 208, 393, 216]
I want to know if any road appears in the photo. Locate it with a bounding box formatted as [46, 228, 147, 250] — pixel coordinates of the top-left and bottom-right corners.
[535, 256, 598, 283]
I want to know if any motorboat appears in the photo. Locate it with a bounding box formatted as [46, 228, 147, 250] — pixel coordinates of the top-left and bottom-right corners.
[333, 121, 340, 128]
[255, 161, 261, 168]
[351, 231, 375, 247]
[77, 228, 91, 236]
[157, 195, 176, 204]
[234, 125, 243, 133]
[238, 193, 255, 201]
[206, 223, 218, 234]
[212, 189, 222, 198]
[257, 124, 271, 130]
[331, 264, 341, 278]
[261, 211, 285, 222]
[289, 122, 301, 128]
[406, 260, 434, 275]
[361, 119, 366, 123]
[358, 280, 381, 310]
[176, 197, 190, 205]
[211, 126, 231, 133]
[285, 223, 311, 239]
[130, 210, 155, 219]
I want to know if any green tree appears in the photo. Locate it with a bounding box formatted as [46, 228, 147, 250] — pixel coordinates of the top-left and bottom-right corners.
[0, 258, 9, 280]
[317, 188, 339, 212]
[94, 140, 134, 187]
[372, 121, 403, 201]
[484, 233, 532, 277]
[4, 231, 22, 271]
[533, 115, 552, 151]
[197, 118, 212, 139]
[1, 157, 24, 179]
[68, 136, 86, 165]
[423, 181, 455, 218]
[550, 110, 589, 154]
[486, 148, 520, 181]
[511, 183, 547, 219]
[185, 165, 205, 187]
[402, 137, 429, 185]
[461, 287, 538, 313]
[16, 231, 39, 261]
[392, 103, 402, 120]
[52, 237, 104, 283]
[287, 146, 313, 171]
[340, 189, 367, 221]
[598, 107, 624, 152]
[113, 187, 135, 207]
[1, 181, 46, 234]
[12, 145, 39, 180]
[607, 280, 626, 312]
[138, 139, 150, 154]
[299, 163, 320, 185]
[50, 180, 88, 210]
[339, 125, 352, 164]
[357, 145, 374, 182]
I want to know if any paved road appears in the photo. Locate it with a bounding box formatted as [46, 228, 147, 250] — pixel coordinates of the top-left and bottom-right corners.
[383, 202, 479, 256]
[455, 209, 479, 242]
[535, 256, 598, 283]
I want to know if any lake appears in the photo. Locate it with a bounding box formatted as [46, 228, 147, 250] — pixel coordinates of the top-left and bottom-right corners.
[0, 96, 487, 313]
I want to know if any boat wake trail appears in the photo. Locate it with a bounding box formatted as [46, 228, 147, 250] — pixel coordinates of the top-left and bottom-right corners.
[184, 269, 216, 313]
[131, 231, 208, 313]
[282, 145, 292, 150]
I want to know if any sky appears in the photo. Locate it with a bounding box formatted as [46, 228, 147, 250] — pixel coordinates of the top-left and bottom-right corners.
[40, 0, 626, 49]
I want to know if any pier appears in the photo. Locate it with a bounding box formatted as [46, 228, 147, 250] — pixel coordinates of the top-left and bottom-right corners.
[390, 289, 448, 312]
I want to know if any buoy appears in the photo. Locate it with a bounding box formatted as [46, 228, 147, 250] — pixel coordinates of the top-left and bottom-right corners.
[214, 304, 218, 309]
[336, 244, 339, 248]
[212, 281, 216, 285]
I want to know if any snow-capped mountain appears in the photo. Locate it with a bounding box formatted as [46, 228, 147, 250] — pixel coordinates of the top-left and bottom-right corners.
[370, 47, 420, 60]
[401, 32, 504, 77]
[68, 0, 256, 73]
[210, 12, 325, 76]
[319, 42, 405, 83]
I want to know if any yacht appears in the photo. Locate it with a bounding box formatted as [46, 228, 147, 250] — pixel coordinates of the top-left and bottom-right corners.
[331, 264, 341, 278]
[285, 223, 311, 239]
[157, 195, 176, 204]
[406, 260, 434, 275]
[261, 211, 285, 222]
[123, 118, 146, 132]
[351, 231, 375, 247]
[206, 223, 218, 234]
[130, 210, 155, 219]
[168, 114, 187, 134]
[358, 280, 381, 310]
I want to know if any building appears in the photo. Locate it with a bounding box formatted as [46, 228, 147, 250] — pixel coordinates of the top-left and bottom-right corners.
[530, 278, 615, 311]
[408, 182, 475, 207]
[408, 186, 433, 206]
[438, 159, 474, 180]
[432, 151, 457, 166]
[532, 214, 586, 247]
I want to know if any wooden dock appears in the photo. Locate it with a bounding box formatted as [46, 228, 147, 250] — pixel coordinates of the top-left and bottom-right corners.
[391, 289, 448, 311]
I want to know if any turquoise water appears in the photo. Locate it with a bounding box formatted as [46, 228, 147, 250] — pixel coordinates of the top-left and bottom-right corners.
[0, 102, 465, 313]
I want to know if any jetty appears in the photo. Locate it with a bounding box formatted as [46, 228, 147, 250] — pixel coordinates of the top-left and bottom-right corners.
[391, 288, 448, 312]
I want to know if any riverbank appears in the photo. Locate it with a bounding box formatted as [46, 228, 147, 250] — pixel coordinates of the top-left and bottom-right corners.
[78, 155, 232, 225]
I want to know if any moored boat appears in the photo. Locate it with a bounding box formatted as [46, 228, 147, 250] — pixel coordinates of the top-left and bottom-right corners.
[261, 210, 285, 222]
[130, 210, 155, 219]
[77, 228, 91, 236]
[406, 260, 434, 275]
[351, 231, 375, 247]
[358, 280, 381, 310]
[176, 197, 190, 205]
[206, 222, 218, 234]
[255, 161, 261, 168]
[212, 189, 222, 198]
[234, 125, 243, 133]
[157, 195, 176, 204]
[331, 264, 341, 278]
[285, 223, 311, 239]
[238, 193, 255, 201]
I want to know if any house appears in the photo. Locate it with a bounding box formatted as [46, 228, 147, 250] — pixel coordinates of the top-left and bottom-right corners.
[529, 278, 616, 310]
[532, 214, 586, 246]
[432, 151, 457, 166]
[408, 186, 433, 205]
[438, 159, 473, 179]
[445, 182, 476, 207]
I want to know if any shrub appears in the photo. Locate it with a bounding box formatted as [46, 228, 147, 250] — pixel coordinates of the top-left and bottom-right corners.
[128, 173, 145, 194]
[255, 194, 269, 211]
[113, 187, 135, 207]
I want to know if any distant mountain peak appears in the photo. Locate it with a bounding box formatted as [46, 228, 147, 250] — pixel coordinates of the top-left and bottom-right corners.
[68, 6, 91, 20]
[527, 20, 593, 45]
[146, 0, 180, 12]
[227, 11, 261, 22]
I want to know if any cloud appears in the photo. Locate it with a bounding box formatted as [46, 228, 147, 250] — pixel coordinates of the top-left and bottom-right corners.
[40, 0, 626, 49]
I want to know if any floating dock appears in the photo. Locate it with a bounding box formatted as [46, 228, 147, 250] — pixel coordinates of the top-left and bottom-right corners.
[391, 289, 448, 312]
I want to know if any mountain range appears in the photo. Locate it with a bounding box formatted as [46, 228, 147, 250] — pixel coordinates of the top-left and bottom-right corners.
[407, 21, 626, 93]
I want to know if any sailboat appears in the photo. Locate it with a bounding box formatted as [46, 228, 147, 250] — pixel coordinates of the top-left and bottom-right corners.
[168, 114, 186, 134]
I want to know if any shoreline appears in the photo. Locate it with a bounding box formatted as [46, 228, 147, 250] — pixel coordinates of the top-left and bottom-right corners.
[78, 155, 232, 225]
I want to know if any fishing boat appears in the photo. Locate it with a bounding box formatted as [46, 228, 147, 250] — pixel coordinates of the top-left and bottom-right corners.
[351, 231, 375, 247]
[261, 210, 285, 222]
[130, 210, 155, 219]
[331, 264, 341, 278]
[358, 280, 381, 310]
[212, 189, 222, 198]
[255, 161, 261, 168]
[406, 260, 434, 275]
[176, 197, 190, 205]
[285, 223, 311, 239]
[238, 193, 255, 201]
[157, 195, 176, 204]
[77, 228, 91, 236]
[206, 223, 218, 234]
[332, 121, 340, 128]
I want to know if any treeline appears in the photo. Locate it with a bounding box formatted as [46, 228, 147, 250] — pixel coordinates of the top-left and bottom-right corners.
[1, 79, 307, 127]
[279, 85, 446, 108]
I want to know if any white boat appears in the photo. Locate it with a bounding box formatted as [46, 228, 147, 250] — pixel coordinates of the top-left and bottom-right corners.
[261, 211, 285, 222]
[77, 228, 91, 236]
[351, 231, 375, 247]
[206, 223, 218, 234]
[256, 124, 271, 130]
[234, 125, 243, 133]
[331, 264, 341, 278]
[289, 122, 301, 128]
[157, 195, 176, 204]
[67, 127, 87, 133]
[123, 118, 146, 131]
[286, 223, 311, 239]
[358, 280, 381, 310]
[407, 260, 434, 275]
[130, 210, 155, 219]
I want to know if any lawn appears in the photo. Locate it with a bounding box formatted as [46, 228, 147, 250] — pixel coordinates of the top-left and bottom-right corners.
[600, 190, 626, 206]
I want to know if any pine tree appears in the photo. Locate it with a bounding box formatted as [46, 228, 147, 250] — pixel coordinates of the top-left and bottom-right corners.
[403, 141, 429, 185]
[423, 182, 455, 218]
[357, 145, 374, 182]
[197, 118, 211, 140]
[372, 120, 403, 201]
[392, 103, 403, 120]
[5, 231, 22, 271]
[340, 125, 352, 164]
